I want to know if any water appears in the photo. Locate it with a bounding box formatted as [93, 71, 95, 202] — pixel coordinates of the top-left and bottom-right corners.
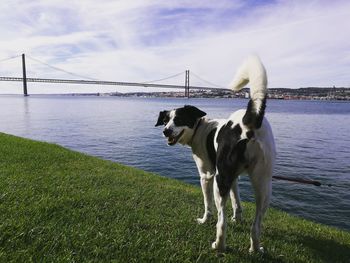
[0, 95, 349, 231]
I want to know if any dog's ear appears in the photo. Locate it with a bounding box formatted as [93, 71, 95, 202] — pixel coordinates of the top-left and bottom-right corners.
[155, 110, 170, 126]
[184, 105, 206, 119]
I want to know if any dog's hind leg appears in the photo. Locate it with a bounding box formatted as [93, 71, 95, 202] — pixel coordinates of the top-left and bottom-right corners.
[230, 177, 243, 223]
[211, 177, 229, 252]
[249, 165, 272, 253]
[197, 175, 214, 224]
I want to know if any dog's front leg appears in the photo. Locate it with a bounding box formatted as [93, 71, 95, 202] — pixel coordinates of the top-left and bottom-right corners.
[197, 175, 214, 224]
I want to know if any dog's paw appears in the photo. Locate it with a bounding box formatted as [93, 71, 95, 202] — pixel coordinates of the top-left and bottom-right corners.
[231, 209, 242, 223]
[211, 241, 226, 252]
[196, 213, 212, 224]
[249, 246, 264, 254]
[196, 217, 208, 224]
[231, 214, 242, 223]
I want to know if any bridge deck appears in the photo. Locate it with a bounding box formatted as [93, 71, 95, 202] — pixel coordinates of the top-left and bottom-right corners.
[0, 76, 231, 92]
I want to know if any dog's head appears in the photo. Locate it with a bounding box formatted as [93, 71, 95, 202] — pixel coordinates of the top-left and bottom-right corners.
[155, 105, 206, 146]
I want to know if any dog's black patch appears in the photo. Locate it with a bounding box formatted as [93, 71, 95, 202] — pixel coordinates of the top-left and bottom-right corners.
[243, 97, 266, 129]
[206, 128, 217, 170]
[174, 105, 206, 128]
[155, 110, 170, 126]
[215, 122, 247, 197]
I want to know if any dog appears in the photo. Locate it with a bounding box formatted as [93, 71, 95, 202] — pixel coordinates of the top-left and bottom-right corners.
[155, 55, 276, 253]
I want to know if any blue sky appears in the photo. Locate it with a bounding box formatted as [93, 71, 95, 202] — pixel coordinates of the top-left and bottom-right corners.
[0, 0, 349, 94]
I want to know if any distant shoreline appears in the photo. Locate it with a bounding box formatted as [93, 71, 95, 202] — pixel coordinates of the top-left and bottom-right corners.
[1, 87, 350, 101]
[0, 88, 350, 101]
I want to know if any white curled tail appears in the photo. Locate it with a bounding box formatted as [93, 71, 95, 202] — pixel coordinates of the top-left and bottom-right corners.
[229, 55, 268, 129]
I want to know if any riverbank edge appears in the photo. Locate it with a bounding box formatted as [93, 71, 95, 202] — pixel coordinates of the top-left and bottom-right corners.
[0, 132, 349, 262]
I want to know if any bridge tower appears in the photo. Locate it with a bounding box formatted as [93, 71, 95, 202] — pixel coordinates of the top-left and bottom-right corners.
[185, 70, 190, 98]
[22, 54, 28, 96]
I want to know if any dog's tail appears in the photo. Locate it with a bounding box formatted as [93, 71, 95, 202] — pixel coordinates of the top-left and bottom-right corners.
[229, 55, 267, 129]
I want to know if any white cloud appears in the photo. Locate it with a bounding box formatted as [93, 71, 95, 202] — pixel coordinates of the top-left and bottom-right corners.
[0, 0, 349, 94]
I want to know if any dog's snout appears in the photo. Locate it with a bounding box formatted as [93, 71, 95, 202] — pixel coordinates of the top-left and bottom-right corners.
[163, 128, 172, 137]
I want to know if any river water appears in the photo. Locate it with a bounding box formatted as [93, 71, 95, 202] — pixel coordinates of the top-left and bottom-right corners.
[0, 95, 349, 230]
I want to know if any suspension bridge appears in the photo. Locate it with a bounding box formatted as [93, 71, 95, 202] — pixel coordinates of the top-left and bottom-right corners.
[0, 54, 231, 97]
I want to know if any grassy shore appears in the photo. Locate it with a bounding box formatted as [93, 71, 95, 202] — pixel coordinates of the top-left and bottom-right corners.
[0, 132, 349, 262]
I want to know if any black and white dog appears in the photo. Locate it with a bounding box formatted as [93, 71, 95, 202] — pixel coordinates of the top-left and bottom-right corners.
[155, 56, 276, 253]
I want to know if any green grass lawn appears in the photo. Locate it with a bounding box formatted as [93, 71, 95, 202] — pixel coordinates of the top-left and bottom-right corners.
[0, 132, 349, 262]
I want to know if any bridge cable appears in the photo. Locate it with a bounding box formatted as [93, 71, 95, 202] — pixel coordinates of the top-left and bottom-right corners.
[26, 55, 97, 81]
[190, 71, 226, 89]
[26, 55, 184, 86]
[140, 71, 185, 85]
[0, 54, 21, 64]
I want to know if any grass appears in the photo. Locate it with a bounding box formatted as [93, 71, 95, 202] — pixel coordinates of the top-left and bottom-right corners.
[0, 132, 349, 262]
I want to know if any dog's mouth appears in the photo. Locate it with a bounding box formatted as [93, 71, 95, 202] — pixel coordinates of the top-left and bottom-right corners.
[167, 130, 184, 146]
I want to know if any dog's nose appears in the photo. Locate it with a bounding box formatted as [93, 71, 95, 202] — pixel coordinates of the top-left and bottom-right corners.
[163, 128, 172, 137]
